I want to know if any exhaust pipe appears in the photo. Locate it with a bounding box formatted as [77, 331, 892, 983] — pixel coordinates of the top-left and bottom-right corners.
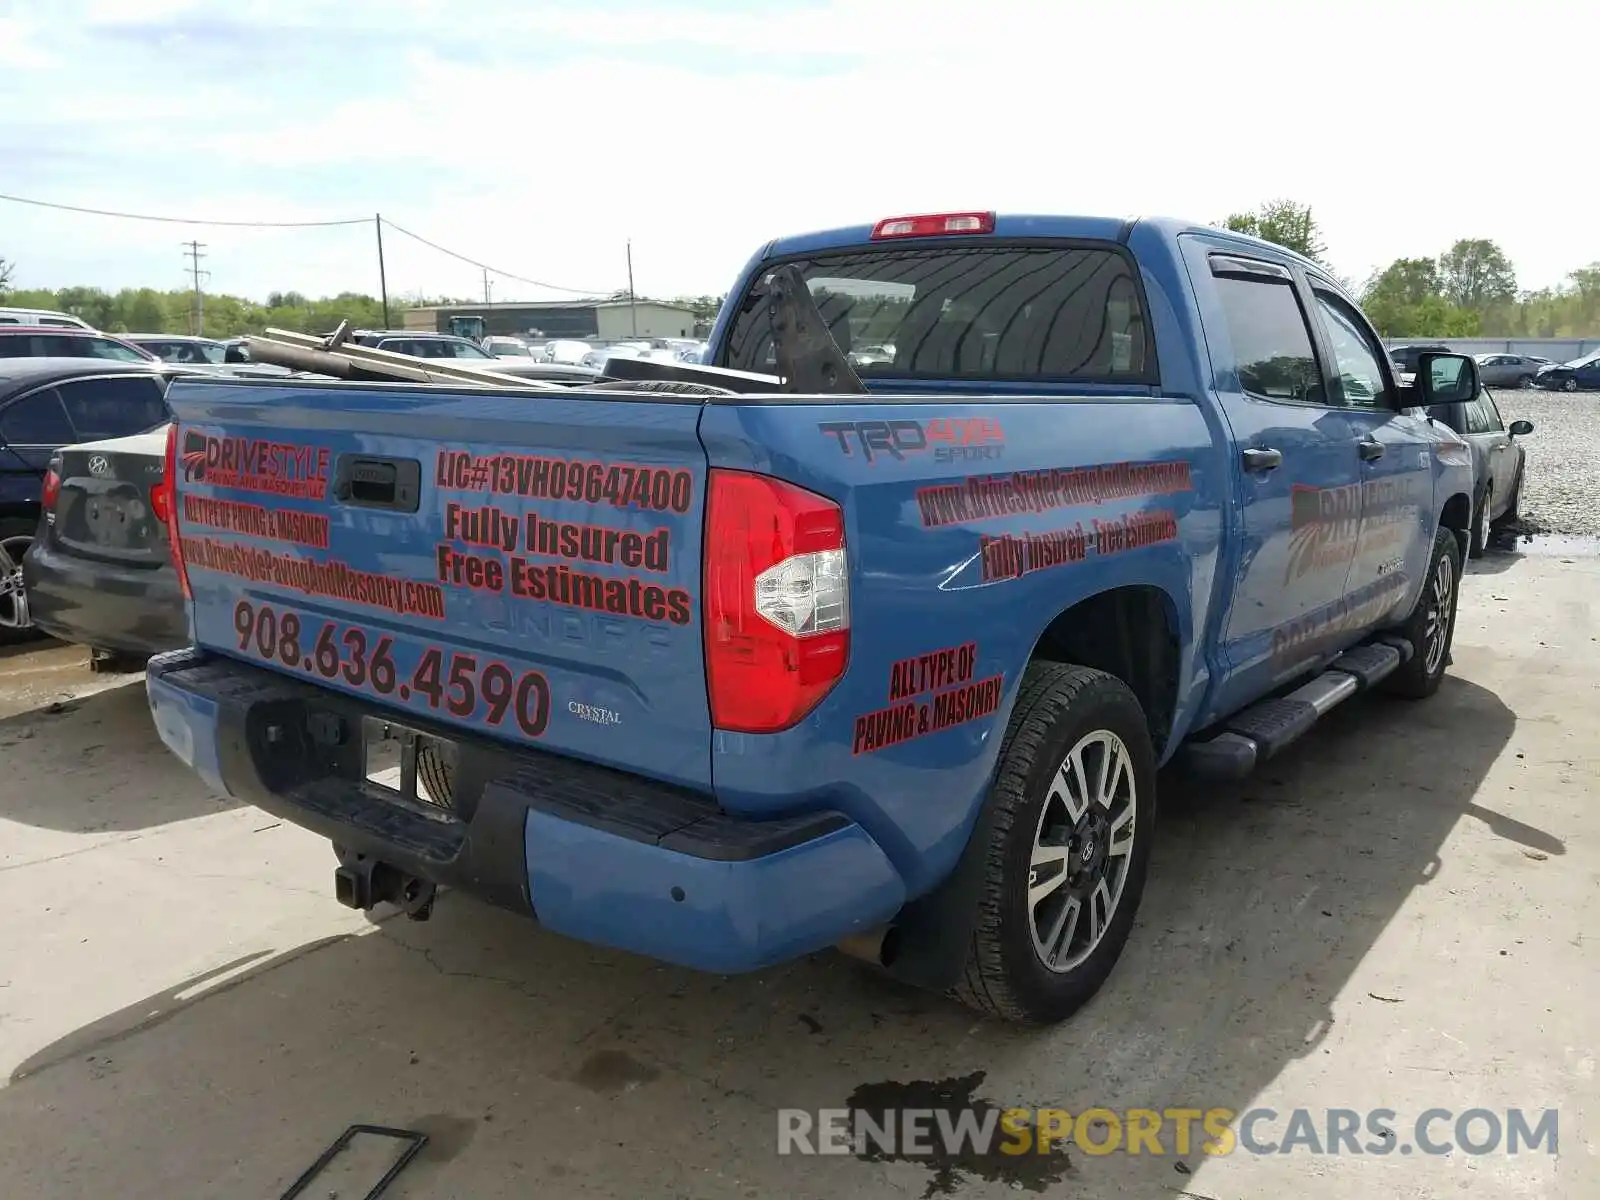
[836, 925, 897, 968]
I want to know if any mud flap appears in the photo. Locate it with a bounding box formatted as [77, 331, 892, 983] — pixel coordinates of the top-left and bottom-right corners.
[880, 803, 1002, 993]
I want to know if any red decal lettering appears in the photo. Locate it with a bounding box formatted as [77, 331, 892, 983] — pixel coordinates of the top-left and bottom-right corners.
[179, 494, 330, 549]
[431, 450, 694, 514]
[916, 459, 1191, 529]
[181, 536, 445, 619]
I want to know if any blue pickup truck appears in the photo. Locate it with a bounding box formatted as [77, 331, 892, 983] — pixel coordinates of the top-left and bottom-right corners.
[146, 213, 1479, 1024]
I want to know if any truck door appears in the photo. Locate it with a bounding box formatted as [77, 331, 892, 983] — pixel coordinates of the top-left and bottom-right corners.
[1306, 286, 1436, 636]
[1187, 245, 1363, 716]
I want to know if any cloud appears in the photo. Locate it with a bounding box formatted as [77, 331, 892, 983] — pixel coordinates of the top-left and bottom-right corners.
[2, 0, 1593, 302]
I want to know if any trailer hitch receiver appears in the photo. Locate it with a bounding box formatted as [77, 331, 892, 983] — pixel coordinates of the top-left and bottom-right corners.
[333, 849, 438, 921]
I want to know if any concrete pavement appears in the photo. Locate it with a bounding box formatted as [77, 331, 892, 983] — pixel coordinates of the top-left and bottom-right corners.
[0, 540, 1594, 1199]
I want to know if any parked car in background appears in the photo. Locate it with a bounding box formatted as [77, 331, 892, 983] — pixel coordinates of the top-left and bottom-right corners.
[1423, 384, 1534, 555]
[0, 307, 97, 331]
[125, 334, 229, 364]
[1388, 343, 1454, 375]
[483, 336, 532, 357]
[119, 334, 304, 379]
[1534, 351, 1600, 392]
[848, 343, 897, 368]
[580, 344, 644, 369]
[0, 327, 157, 363]
[580, 343, 680, 370]
[0, 359, 173, 640]
[348, 331, 500, 361]
[22, 423, 186, 665]
[1473, 353, 1547, 389]
[539, 339, 593, 364]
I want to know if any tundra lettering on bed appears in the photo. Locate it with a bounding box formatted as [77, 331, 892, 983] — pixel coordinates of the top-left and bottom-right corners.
[148, 211, 1476, 1024]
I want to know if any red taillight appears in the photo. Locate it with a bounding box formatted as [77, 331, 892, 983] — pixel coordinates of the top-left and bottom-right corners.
[161, 423, 192, 599]
[870, 211, 995, 240]
[41, 463, 61, 511]
[703, 470, 850, 733]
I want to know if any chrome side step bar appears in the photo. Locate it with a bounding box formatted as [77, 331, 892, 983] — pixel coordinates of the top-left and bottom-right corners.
[1181, 637, 1412, 781]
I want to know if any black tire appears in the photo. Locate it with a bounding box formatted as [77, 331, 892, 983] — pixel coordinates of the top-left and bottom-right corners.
[1384, 526, 1462, 700]
[952, 663, 1157, 1025]
[416, 744, 455, 809]
[1516, 375, 1533, 389]
[0, 516, 44, 645]
[1564, 378, 1578, 393]
[1468, 484, 1491, 559]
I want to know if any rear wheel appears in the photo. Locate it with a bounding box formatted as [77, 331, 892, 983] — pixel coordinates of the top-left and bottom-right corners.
[0, 518, 41, 644]
[1517, 375, 1533, 389]
[952, 663, 1156, 1024]
[1384, 526, 1462, 700]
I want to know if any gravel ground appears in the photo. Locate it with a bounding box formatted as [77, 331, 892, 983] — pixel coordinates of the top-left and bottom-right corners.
[1492, 388, 1600, 536]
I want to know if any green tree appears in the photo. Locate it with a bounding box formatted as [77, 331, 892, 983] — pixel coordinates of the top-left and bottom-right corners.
[1222, 200, 1327, 262]
[1437, 238, 1516, 311]
[1364, 257, 1441, 308]
[668, 294, 727, 322]
[53, 286, 117, 330]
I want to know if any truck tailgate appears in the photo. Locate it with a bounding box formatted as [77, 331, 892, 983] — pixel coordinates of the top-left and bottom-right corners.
[165, 381, 712, 789]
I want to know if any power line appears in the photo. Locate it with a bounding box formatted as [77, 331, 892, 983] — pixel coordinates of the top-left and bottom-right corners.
[0, 191, 368, 228]
[0, 190, 616, 297]
[379, 218, 609, 296]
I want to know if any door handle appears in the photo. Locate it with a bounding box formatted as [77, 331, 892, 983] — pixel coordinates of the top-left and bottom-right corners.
[1241, 447, 1282, 472]
[1489, 443, 1506, 453]
[1357, 438, 1385, 461]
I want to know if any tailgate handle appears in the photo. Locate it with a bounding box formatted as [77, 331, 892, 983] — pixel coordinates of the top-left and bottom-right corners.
[333, 455, 421, 513]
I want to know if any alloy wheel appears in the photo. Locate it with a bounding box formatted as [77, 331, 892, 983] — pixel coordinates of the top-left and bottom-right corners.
[1027, 729, 1137, 973]
[1423, 550, 1455, 676]
[0, 533, 33, 630]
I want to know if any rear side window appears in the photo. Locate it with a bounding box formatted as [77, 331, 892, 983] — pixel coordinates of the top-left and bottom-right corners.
[1211, 276, 1325, 405]
[0, 390, 76, 445]
[722, 244, 1153, 382]
[55, 376, 169, 440]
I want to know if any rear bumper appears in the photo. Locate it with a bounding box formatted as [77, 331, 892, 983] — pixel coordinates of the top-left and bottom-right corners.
[22, 539, 187, 656]
[146, 650, 906, 973]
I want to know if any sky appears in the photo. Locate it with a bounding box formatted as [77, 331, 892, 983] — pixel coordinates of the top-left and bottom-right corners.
[0, 0, 1592, 305]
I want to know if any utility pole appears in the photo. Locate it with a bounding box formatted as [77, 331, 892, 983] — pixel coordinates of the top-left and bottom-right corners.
[483, 268, 492, 304]
[183, 241, 209, 336]
[626, 239, 638, 336]
[375, 214, 391, 328]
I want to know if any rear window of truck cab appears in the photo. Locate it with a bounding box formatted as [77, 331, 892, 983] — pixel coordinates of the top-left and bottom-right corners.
[721, 244, 1153, 383]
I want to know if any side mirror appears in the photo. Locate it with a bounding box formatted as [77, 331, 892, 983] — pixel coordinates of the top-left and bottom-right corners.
[1509, 419, 1534, 436]
[1417, 352, 1479, 404]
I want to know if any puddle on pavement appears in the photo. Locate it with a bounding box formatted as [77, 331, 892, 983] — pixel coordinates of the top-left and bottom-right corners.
[571, 1048, 661, 1095]
[409, 1113, 478, 1163]
[1506, 532, 1600, 558]
[843, 1071, 1071, 1198]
